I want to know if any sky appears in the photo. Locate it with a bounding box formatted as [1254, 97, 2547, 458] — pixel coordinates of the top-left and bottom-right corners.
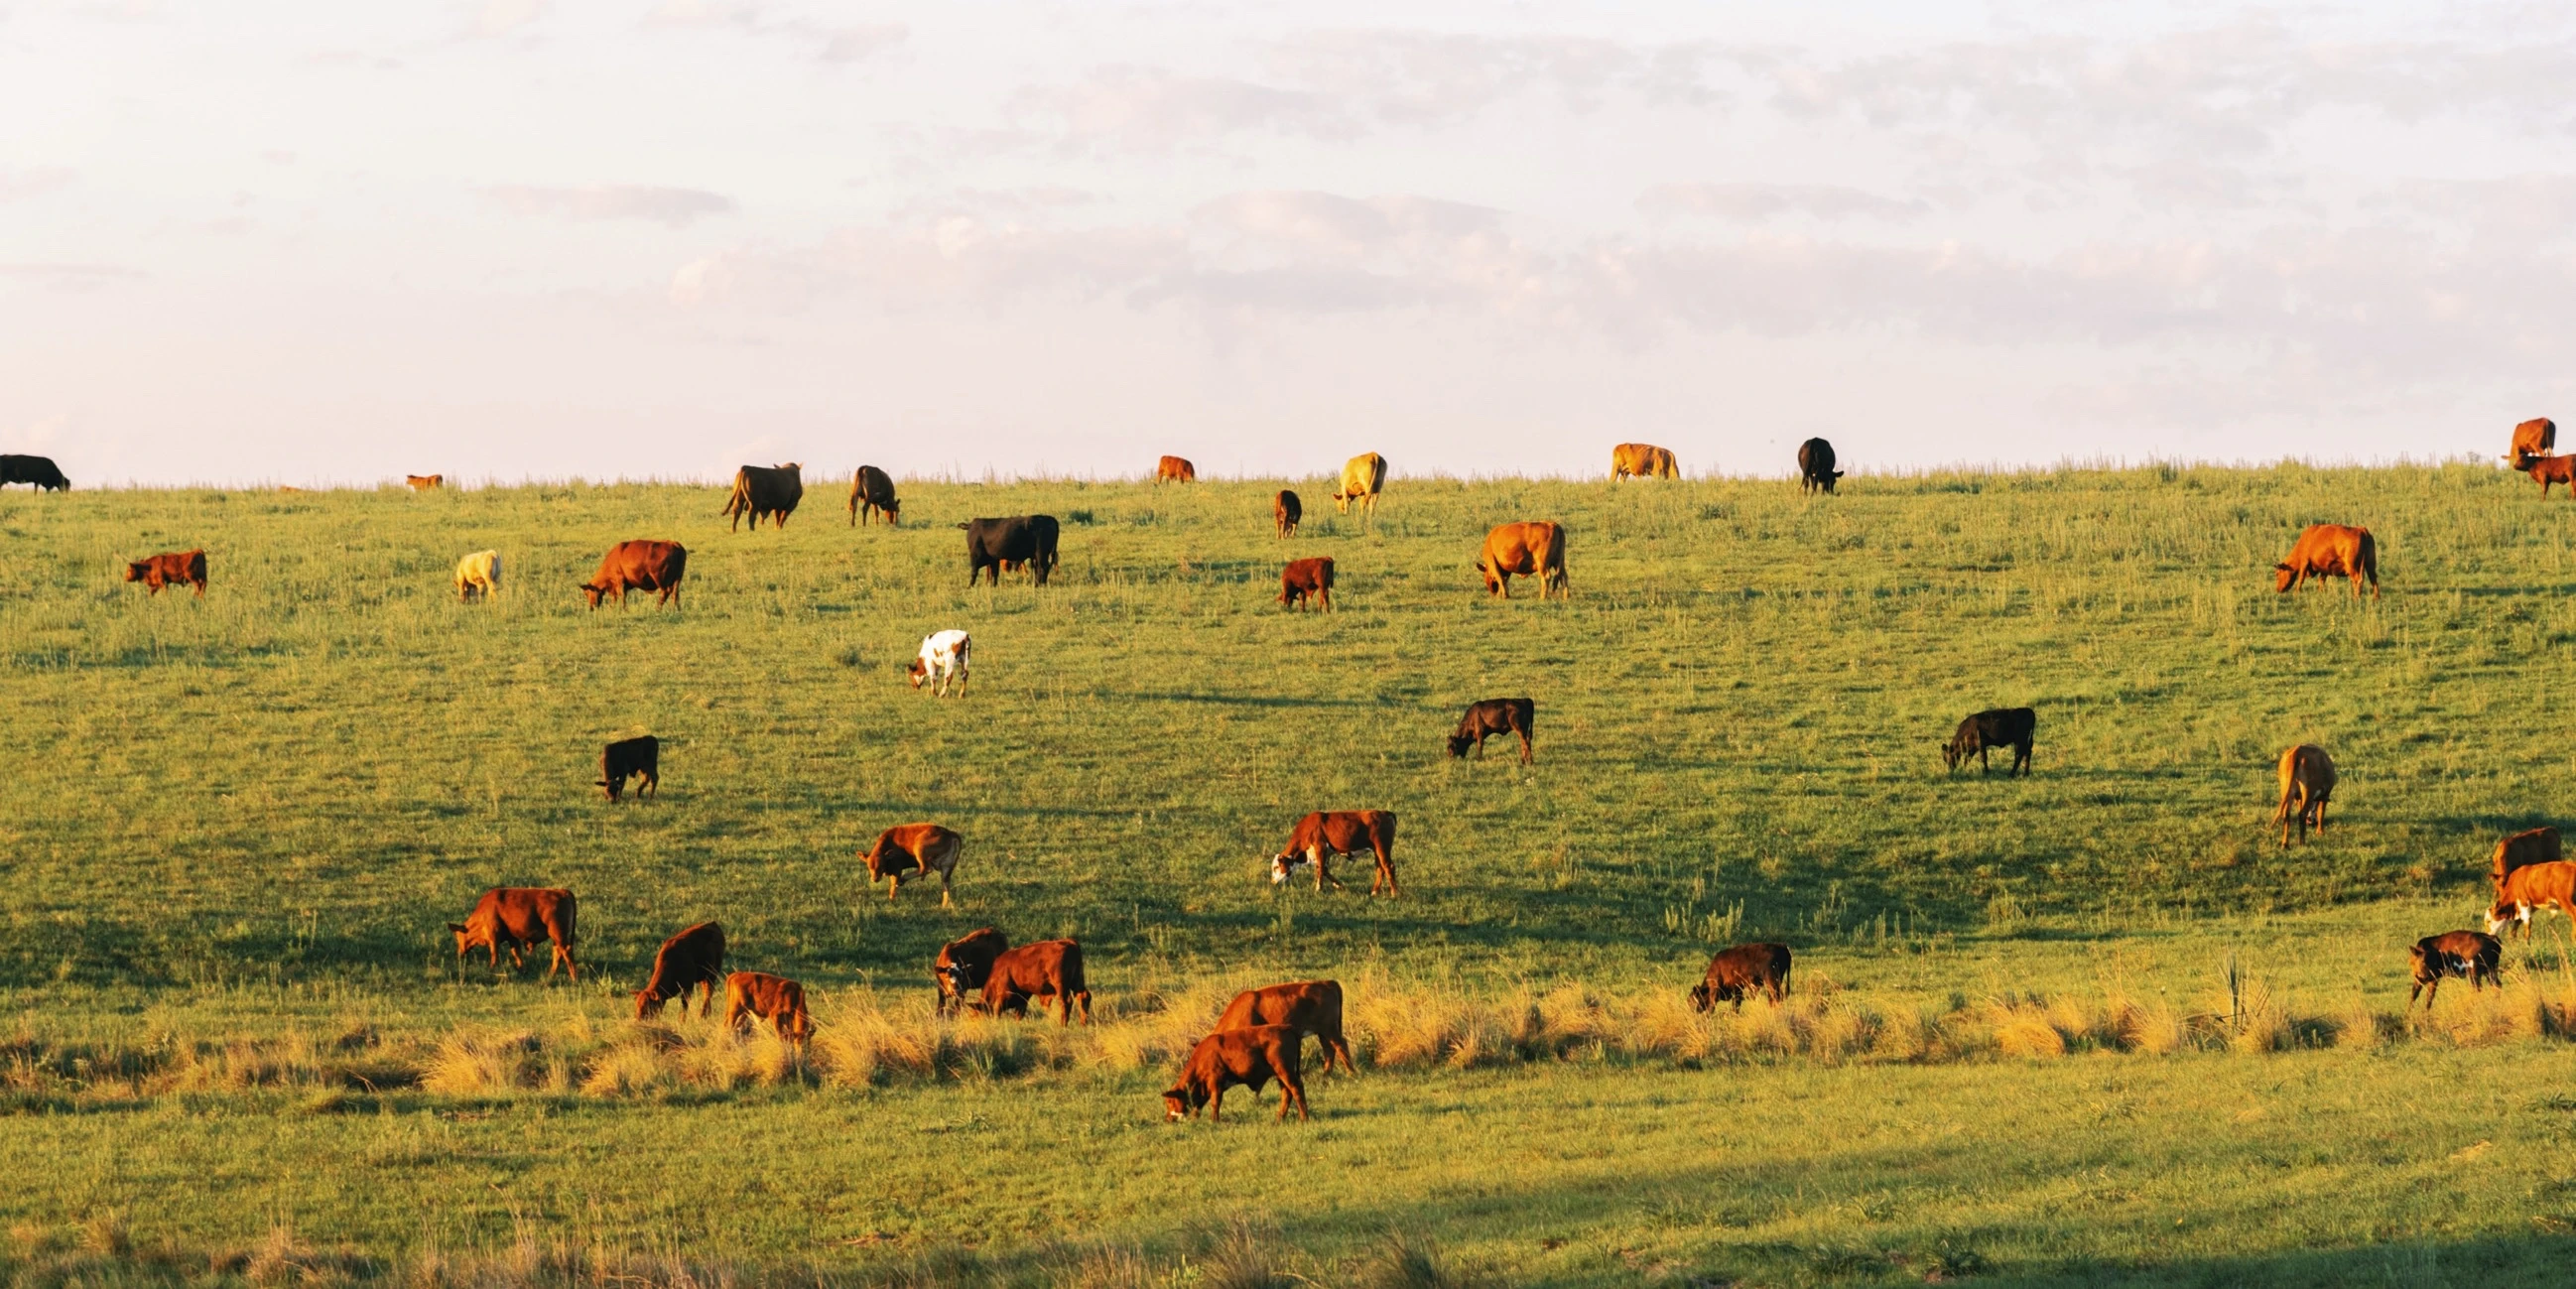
[8, 1, 2576, 485]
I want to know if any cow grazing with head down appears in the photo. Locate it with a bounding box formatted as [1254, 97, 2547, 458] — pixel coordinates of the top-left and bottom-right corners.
[2493, 827, 2562, 889]
[2273, 524, 2378, 598]
[963, 516, 1060, 586]
[2488, 861, 2576, 940]
[2525, 454, 2576, 498]
[1157, 455, 1197, 482]
[2273, 743, 2333, 846]
[580, 540, 687, 609]
[2511, 418, 2557, 470]
[453, 550, 501, 602]
[860, 823, 963, 904]
[1280, 557, 1335, 611]
[724, 971, 813, 1047]
[124, 550, 207, 598]
[1478, 521, 1568, 600]
[1688, 943, 1792, 1012]
[449, 887, 579, 980]
[1797, 439, 1843, 494]
[910, 629, 970, 696]
[933, 928, 1009, 1016]
[634, 922, 726, 1019]
[1944, 708, 2034, 776]
[1447, 698, 1534, 764]
[1274, 490, 1302, 539]
[1163, 1025, 1310, 1122]
[1217, 980, 1352, 1075]
[1332, 453, 1386, 517]
[0, 454, 69, 491]
[980, 940, 1092, 1025]
[1611, 443, 1679, 479]
[2410, 931, 2503, 1009]
[847, 465, 900, 526]
[721, 463, 803, 531]
[599, 735, 659, 802]
[1271, 810, 1399, 896]
[406, 474, 444, 491]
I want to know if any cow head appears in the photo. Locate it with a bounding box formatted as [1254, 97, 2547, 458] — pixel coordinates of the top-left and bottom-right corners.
[598, 775, 623, 802]
[2486, 901, 2528, 937]
[123, 562, 148, 582]
[1270, 853, 1306, 885]
[1476, 557, 1501, 595]
[1940, 739, 1963, 773]
[881, 498, 900, 524]
[580, 580, 608, 609]
[635, 987, 668, 1020]
[1446, 734, 1476, 758]
[934, 964, 970, 1013]
[446, 922, 475, 957]
[1687, 982, 1714, 1013]
[2271, 563, 2299, 593]
[908, 657, 931, 690]
[1162, 1083, 1205, 1120]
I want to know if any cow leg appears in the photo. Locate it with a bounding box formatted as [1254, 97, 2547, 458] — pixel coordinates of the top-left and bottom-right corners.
[2413, 978, 2430, 1008]
[1279, 1071, 1309, 1121]
[1374, 846, 1399, 897]
[1517, 726, 1533, 765]
[641, 769, 657, 800]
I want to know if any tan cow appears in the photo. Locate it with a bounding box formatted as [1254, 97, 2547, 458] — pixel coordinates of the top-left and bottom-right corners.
[2510, 418, 2557, 469]
[1331, 453, 1386, 516]
[859, 823, 963, 904]
[2273, 744, 2334, 847]
[1477, 521, 1568, 599]
[1610, 444, 1678, 479]
[453, 550, 501, 602]
[1156, 455, 1197, 482]
[2272, 525, 2378, 598]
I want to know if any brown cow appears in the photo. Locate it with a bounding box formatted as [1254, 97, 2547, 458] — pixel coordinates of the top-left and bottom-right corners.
[1274, 489, 1302, 539]
[2488, 861, 2576, 940]
[2409, 931, 2503, 1009]
[1448, 698, 1535, 764]
[1157, 455, 1197, 483]
[1477, 521, 1568, 600]
[720, 463, 803, 531]
[1270, 810, 1399, 896]
[1163, 1025, 1309, 1122]
[1280, 557, 1335, 611]
[406, 474, 444, 490]
[634, 922, 726, 1019]
[2273, 744, 2334, 847]
[1610, 443, 1678, 480]
[124, 550, 207, 598]
[1688, 943, 1792, 1012]
[2272, 524, 2378, 597]
[580, 540, 688, 609]
[2526, 453, 2576, 498]
[723, 971, 813, 1046]
[848, 465, 899, 526]
[599, 735, 659, 802]
[448, 887, 578, 980]
[980, 939, 1092, 1025]
[2511, 417, 2557, 469]
[859, 823, 963, 904]
[1332, 452, 1386, 517]
[2493, 827, 2562, 889]
[933, 928, 1009, 1016]
[1217, 980, 1352, 1075]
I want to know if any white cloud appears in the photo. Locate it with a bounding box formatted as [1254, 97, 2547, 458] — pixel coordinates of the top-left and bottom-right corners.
[1638, 183, 1928, 223]
[484, 185, 736, 227]
[0, 169, 75, 201]
[468, 0, 545, 40]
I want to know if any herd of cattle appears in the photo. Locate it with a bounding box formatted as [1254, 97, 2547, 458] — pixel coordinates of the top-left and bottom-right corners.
[8, 421, 2568, 1119]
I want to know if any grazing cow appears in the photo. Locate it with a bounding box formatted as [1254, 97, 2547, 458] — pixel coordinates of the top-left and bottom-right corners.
[909, 629, 970, 696]
[721, 463, 803, 531]
[406, 474, 443, 491]
[1163, 1025, 1310, 1122]
[2526, 453, 2576, 498]
[580, 540, 688, 609]
[634, 922, 726, 1019]
[448, 887, 579, 980]
[1157, 455, 1197, 483]
[1270, 810, 1400, 897]
[1477, 521, 1569, 600]
[2492, 827, 2563, 889]
[980, 939, 1092, 1025]
[2272, 524, 2379, 598]
[1687, 943, 1793, 1012]
[962, 515, 1061, 587]
[860, 822, 964, 904]
[1332, 452, 1387, 517]
[0, 454, 69, 491]
[453, 550, 501, 602]
[847, 465, 900, 527]
[2409, 931, 2503, 1009]
[2272, 743, 2334, 846]
[1610, 443, 1679, 480]
[1280, 557, 1335, 611]
[2511, 418, 2557, 470]
[599, 734, 660, 802]
[1797, 439, 1843, 494]
[723, 972, 813, 1047]
[2488, 861, 2576, 940]
[933, 928, 1010, 1016]
[1943, 708, 2035, 777]
[1217, 980, 1352, 1075]
[124, 550, 207, 598]
[1274, 489, 1302, 539]
[1447, 698, 1535, 764]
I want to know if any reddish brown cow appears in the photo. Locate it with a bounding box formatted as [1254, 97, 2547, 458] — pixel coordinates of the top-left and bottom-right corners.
[2272, 525, 2378, 597]
[1688, 943, 1792, 1012]
[2526, 454, 2576, 498]
[1477, 522, 1568, 599]
[1270, 810, 1399, 896]
[933, 928, 1009, 1016]
[859, 823, 963, 904]
[1274, 490, 1301, 539]
[1163, 1024, 1310, 1122]
[448, 887, 579, 980]
[580, 540, 688, 609]
[2511, 417, 2557, 469]
[2489, 861, 2576, 940]
[406, 474, 444, 490]
[1156, 455, 1197, 483]
[723, 971, 813, 1046]
[1217, 980, 1352, 1075]
[2410, 931, 2503, 1009]
[634, 922, 726, 1019]
[2273, 744, 2334, 847]
[1280, 557, 1335, 611]
[124, 550, 207, 597]
[1447, 698, 1534, 764]
[980, 939, 1093, 1025]
[2493, 827, 2562, 889]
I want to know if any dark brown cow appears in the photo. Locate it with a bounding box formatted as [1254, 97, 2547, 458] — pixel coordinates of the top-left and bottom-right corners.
[1944, 708, 2035, 777]
[2492, 827, 2562, 889]
[2409, 931, 2503, 1009]
[1447, 698, 1534, 764]
[405, 474, 444, 491]
[598, 735, 659, 802]
[847, 465, 899, 527]
[1280, 557, 1335, 611]
[2272, 524, 2378, 597]
[1157, 455, 1197, 483]
[1216, 980, 1352, 1075]
[634, 922, 726, 1019]
[0, 454, 69, 490]
[1163, 1025, 1310, 1122]
[2511, 417, 2557, 469]
[124, 550, 207, 598]
[2488, 861, 2576, 940]
[1274, 489, 1302, 539]
[448, 887, 579, 980]
[723, 971, 813, 1046]
[1477, 521, 1568, 599]
[933, 928, 1009, 1016]
[1270, 810, 1399, 896]
[859, 823, 963, 904]
[1797, 438, 1843, 494]
[721, 463, 803, 531]
[580, 540, 688, 609]
[2526, 454, 2576, 498]
[980, 939, 1092, 1025]
[2273, 743, 2333, 846]
[1688, 943, 1792, 1012]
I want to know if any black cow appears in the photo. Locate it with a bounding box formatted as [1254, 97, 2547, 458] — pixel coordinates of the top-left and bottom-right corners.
[0, 454, 68, 491]
[1797, 439, 1842, 494]
[1447, 698, 1535, 764]
[848, 465, 900, 527]
[1943, 708, 2035, 777]
[962, 516, 1061, 587]
[599, 734, 660, 801]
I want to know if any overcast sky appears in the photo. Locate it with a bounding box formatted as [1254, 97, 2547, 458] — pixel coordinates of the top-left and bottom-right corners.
[9, 1, 2576, 485]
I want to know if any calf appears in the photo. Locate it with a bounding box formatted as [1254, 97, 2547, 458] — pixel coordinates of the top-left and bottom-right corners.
[406, 474, 444, 490]
[2493, 827, 2563, 889]
[1280, 557, 1335, 611]
[2409, 931, 2503, 1009]
[453, 549, 501, 602]
[1157, 455, 1197, 482]
[1163, 1024, 1310, 1122]
[1688, 943, 1792, 1012]
[909, 630, 970, 697]
[860, 823, 963, 904]
[634, 922, 726, 1019]
[2273, 744, 2334, 847]
[2488, 860, 2576, 940]
[1943, 708, 2035, 776]
[980, 939, 1092, 1025]
[1217, 980, 1352, 1075]
[2529, 454, 2576, 498]
[1447, 698, 1534, 764]
[599, 734, 660, 802]
[723, 971, 813, 1047]
[933, 928, 1010, 1016]
[1274, 489, 1301, 539]
[848, 464, 900, 526]
[448, 887, 579, 980]
[124, 550, 207, 598]
[1271, 810, 1399, 897]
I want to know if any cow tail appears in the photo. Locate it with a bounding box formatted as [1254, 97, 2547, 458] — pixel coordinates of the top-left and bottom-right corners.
[2360, 531, 2379, 589]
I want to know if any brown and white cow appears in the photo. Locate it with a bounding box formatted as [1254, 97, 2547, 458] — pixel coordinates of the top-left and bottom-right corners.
[2488, 861, 2576, 940]
[860, 823, 963, 904]
[448, 887, 579, 980]
[2272, 525, 2378, 598]
[2493, 827, 2562, 889]
[1688, 943, 1792, 1012]
[1271, 810, 1399, 896]
[2273, 744, 2334, 847]
[635, 921, 726, 1019]
[933, 927, 1009, 1016]
[980, 940, 1093, 1025]
[723, 971, 813, 1047]
[1610, 443, 1678, 480]
[2409, 931, 2503, 1009]
[1156, 455, 1197, 482]
[1163, 1025, 1310, 1122]
[124, 550, 207, 597]
[1274, 489, 1302, 538]
[1217, 980, 1352, 1075]
[580, 540, 688, 609]
[1280, 557, 1335, 611]
[1477, 522, 1568, 599]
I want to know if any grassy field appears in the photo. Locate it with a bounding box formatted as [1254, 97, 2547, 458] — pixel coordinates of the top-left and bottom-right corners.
[7, 461, 2576, 1285]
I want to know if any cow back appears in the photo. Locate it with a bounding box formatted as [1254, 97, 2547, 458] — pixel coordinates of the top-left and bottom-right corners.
[936, 928, 1009, 982]
[2494, 827, 2563, 885]
[1219, 980, 1344, 1037]
[2502, 860, 2576, 906]
[644, 922, 725, 991]
[986, 939, 1083, 1003]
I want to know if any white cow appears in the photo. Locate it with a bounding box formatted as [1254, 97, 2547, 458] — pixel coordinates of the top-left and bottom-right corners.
[454, 550, 501, 602]
[909, 629, 971, 697]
